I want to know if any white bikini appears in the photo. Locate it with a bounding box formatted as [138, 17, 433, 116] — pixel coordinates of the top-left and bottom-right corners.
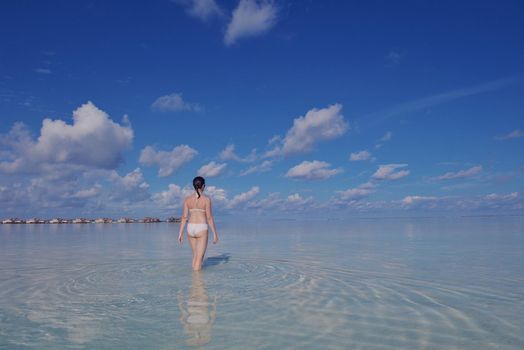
[187, 196, 208, 237]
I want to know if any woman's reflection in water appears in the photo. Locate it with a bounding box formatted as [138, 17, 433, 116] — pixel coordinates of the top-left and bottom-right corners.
[178, 271, 217, 346]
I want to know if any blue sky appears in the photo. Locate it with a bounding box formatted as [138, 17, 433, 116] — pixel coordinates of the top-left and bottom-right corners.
[1, 0, 523, 218]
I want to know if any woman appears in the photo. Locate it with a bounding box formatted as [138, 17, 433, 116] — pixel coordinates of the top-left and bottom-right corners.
[178, 176, 219, 271]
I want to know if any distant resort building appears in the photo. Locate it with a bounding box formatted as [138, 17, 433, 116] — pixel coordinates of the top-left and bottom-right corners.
[167, 217, 182, 223]
[117, 217, 135, 223]
[94, 218, 113, 224]
[73, 218, 91, 224]
[142, 217, 161, 223]
[2, 216, 180, 224]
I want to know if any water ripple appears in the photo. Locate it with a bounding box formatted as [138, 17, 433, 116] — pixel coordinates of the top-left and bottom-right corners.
[0, 257, 523, 349]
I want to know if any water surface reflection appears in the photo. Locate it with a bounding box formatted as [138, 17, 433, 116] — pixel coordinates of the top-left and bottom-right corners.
[178, 271, 217, 346]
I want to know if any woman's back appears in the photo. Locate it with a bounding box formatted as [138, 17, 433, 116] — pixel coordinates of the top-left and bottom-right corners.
[187, 194, 208, 224]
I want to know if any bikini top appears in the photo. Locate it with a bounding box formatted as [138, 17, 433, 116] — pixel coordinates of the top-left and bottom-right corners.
[189, 194, 205, 212]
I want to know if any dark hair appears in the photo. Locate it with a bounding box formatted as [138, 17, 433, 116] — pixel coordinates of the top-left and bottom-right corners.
[193, 176, 205, 198]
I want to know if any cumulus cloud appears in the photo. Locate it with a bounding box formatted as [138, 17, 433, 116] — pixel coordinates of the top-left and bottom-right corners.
[495, 129, 524, 140]
[480, 192, 522, 210]
[224, 0, 278, 46]
[152, 183, 231, 211]
[398, 192, 523, 211]
[335, 182, 375, 202]
[285, 160, 342, 180]
[204, 185, 228, 203]
[401, 195, 438, 206]
[151, 92, 201, 112]
[248, 192, 315, 212]
[109, 168, 151, 202]
[219, 144, 256, 162]
[372, 164, 409, 180]
[485, 192, 518, 201]
[152, 183, 191, 209]
[349, 150, 372, 161]
[240, 160, 272, 176]
[198, 161, 227, 177]
[435, 165, 482, 181]
[153, 183, 256, 211]
[139, 145, 197, 177]
[175, 0, 223, 21]
[266, 104, 348, 157]
[0, 101, 133, 174]
[227, 186, 260, 208]
[72, 184, 102, 199]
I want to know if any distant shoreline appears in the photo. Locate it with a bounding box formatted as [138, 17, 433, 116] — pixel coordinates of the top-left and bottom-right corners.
[1, 217, 181, 224]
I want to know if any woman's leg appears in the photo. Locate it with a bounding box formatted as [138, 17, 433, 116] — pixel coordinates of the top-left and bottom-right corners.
[187, 235, 198, 269]
[193, 231, 209, 271]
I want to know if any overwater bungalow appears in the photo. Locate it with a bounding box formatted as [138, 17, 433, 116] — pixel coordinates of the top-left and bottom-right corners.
[142, 217, 161, 223]
[166, 217, 182, 223]
[49, 218, 61, 224]
[95, 218, 113, 223]
[117, 217, 135, 223]
[26, 218, 38, 224]
[2, 219, 14, 224]
[73, 218, 91, 224]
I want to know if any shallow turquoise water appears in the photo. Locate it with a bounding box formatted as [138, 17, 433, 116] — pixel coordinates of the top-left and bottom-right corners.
[1, 217, 523, 349]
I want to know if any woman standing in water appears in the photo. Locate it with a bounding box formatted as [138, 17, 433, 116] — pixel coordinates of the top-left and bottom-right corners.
[178, 176, 219, 270]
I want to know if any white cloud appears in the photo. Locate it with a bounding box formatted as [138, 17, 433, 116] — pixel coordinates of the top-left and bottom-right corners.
[247, 192, 315, 212]
[177, 0, 223, 21]
[152, 183, 191, 209]
[285, 193, 314, 210]
[224, 0, 278, 46]
[219, 144, 256, 162]
[372, 164, 409, 181]
[266, 104, 348, 157]
[495, 129, 524, 140]
[198, 161, 227, 177]
[401, 195, 438, 206]
[151, 92, 201, 112]
[375, 131, 392, 149]
[240, 160, 272, 176]
[335, 182, 375, 202]
[0, 101, 133, 174]
[436, 165, 482, 181]
[285, 160, 342, 180]
[227, 186, 260, 208]
[358, 75, 524, 127]
[72, 184, 102, 199]
[204, 185, 228, 203]
[153, 183, 231, 211]
[139, 145, 197, 177]
[349, 150, 372, 161]
[379, 131, 392, 142]
[485, 192, 518, 201]
[109, 168, 151, 202]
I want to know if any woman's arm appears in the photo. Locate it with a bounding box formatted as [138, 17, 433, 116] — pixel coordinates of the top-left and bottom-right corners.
[206, 198, 219, 244]
[178, 199, 188, 244]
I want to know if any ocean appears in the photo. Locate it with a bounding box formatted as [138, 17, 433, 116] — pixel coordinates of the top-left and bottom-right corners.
[1, 217, 523, 349]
